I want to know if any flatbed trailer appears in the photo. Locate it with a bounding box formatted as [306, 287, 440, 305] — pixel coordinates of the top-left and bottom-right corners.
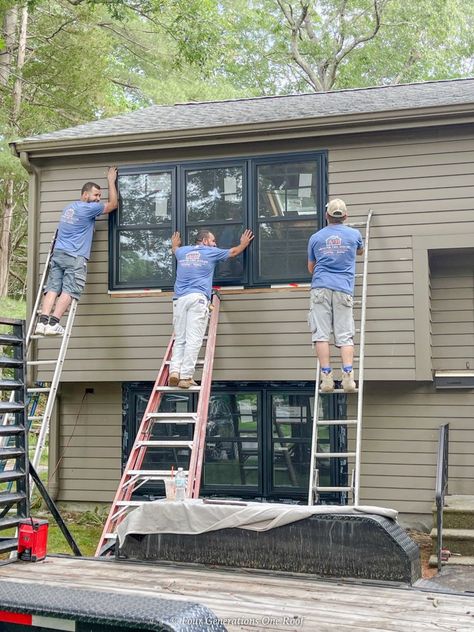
[0, 556, 472, 632]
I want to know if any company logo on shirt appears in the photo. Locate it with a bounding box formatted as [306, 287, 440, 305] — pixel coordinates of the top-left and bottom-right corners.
[321, 234, 349, 256]
[326, 235, 342, 248]
[182, 249, 209, 268]
[62, 207, 75, 224]
[186, 251, 201, 262]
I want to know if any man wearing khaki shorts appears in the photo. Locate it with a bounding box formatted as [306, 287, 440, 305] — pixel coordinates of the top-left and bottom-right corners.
[307, 198, 364, 393]
[35, 168, 117, 336]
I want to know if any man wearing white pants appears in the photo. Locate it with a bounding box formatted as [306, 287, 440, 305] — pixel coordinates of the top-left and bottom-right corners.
[169, 228, 254, 389]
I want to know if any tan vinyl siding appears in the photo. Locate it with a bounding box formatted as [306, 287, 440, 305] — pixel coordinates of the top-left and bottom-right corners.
[54, 382, 122, 503]
[430, 251, 474, 371]
[359, 382, 474, 515]
[33, 125, 474, 384]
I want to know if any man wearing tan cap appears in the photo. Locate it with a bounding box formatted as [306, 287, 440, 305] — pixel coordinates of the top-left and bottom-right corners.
[307, 198, 364, 393]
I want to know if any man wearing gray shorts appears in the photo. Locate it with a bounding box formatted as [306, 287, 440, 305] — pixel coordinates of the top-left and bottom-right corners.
[35, 168, 117, 336]
[307, 198, 364, 393]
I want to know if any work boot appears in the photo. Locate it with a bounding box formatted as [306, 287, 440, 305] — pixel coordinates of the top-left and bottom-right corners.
[168, 373, 180, 387]
[342, 369, 357, 393]
[178, 378, 198, 389]
[320, 370, 334, 393]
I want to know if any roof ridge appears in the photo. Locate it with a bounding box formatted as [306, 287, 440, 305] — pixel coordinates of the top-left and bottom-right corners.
[170, 76, 474, 108]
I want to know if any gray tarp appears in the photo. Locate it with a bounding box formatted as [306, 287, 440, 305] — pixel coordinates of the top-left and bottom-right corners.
[116, 499, 398, 545]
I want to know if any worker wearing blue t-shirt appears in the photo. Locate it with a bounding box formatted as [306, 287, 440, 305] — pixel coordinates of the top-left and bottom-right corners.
[307, 198, 364, 393]
[169, 228, 253, 389]
[35, 168, 118, 336]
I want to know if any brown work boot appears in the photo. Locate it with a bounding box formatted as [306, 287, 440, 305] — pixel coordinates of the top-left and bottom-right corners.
[168, 373, 180, 387]
[178, 378, 198, 389]
[341, 369, 357, 393]
[320, 370, 335, 393]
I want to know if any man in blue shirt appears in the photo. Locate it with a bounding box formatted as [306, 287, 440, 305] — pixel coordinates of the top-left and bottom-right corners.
[35, 167, 118, 336]
[169, 228, 253, 388]
[307, 198, 364, 393]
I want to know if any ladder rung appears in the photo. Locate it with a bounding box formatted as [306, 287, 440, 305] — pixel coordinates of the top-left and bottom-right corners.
[0, 491, 26, 506]
[0, 538, 19, 553]
[27, 416, 44, 422]
[315, 486, 353, 492]
[27, 360, 57, 366]
[331, 389, 359, 394]
[319, 419, 358, 426]
[137, 440, 193, 448]
[0, 334, 22, 346]
[0, 379, 23, 390]
[104, 533, 117, 540]
[27, 387, 51, 393]
[0, 469, 25, 483]
[0, 425, 24, 436]
[116, 500, 149, 507]
[128, 469, 189, 478]
[314, 452, 356, 458]
[155, 386, 201, 392]
[146, 413, 197, 423]
[164, 360, 204, 366]
[0, 357, 23, 369]
[347, 221, 366, 228]
[0, 448, 24, 459]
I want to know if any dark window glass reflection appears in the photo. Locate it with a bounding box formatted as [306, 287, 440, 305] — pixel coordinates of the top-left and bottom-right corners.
[119, 173, 172, 225]
[257, 162, 318, 219]
[259, 220, 316, 280]
[186, 167, 243, 222]
[118, 230, 173, 284]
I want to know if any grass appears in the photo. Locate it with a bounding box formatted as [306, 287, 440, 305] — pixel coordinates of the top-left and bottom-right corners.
[0, 297, 26, 321]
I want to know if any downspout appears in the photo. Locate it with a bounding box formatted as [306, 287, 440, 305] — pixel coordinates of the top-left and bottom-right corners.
[14, 147, 61, 501]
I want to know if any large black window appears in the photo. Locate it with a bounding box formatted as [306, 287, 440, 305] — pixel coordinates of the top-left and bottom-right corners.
[110, 152, 326, 290]
[123, 381, 346, 503]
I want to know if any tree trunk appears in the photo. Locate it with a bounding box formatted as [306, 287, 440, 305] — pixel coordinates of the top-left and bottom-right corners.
[0, 6, 18, 89]
[0, 180, 14, 297]
[12, 5, 28, 123]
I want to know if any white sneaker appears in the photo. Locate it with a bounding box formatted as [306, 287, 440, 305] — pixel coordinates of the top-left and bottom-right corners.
[342, 370, 357, 393]
[45, 322, 65, 336]
[320, 370, 334, 393]
[34, 322, 46, 336]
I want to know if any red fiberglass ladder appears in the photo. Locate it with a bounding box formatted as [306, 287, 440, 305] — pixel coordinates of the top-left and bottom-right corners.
[96, 293, 221, 556]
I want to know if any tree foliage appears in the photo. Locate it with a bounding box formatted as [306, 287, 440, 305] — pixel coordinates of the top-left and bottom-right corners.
[0, 0, 473, 297]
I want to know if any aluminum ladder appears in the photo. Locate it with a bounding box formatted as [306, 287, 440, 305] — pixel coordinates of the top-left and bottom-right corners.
[96, 293, 221, 556]
[0, 317, 30, 555]
[1, 233, 77, 495]
[308, 210, 373, 506]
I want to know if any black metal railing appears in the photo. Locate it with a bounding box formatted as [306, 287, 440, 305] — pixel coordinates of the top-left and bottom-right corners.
[435, 422, 449, 572]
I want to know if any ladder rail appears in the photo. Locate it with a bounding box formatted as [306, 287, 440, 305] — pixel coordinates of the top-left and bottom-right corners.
[95, 336, 174, 555]
[25, 231, 57, 347]
[308, 210, 373, 506]
[188, 293, 220, 498]
[353, 209, 373, 505]
[30, 299, 77, 478]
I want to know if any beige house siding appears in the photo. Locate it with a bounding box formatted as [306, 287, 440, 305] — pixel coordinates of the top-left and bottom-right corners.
[54, 382, 122, 503]
[430, 250, 474, 371]
[359, 382, 473, 515]
[34, 124, 474, 384]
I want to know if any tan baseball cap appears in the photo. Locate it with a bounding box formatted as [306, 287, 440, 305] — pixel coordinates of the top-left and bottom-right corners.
[326, 198, 347, 218]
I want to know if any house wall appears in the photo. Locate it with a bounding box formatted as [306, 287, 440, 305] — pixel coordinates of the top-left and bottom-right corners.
[54, 380, 473, 521]
[33, 123, 474, 384]
[33, 121, 474, 517]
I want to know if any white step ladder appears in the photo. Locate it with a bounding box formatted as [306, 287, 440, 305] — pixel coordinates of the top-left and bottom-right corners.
[308, 210, 373, 506]
[1, 233, 77, 496]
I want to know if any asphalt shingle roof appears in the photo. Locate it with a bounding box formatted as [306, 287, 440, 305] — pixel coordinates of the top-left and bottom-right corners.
[18, 78, 474, 145]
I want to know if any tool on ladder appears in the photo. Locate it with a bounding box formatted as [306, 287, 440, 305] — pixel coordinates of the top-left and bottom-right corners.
[1, 232, 78, 497]
[308, 210, 373, 506]
[96, 293, 221, 556]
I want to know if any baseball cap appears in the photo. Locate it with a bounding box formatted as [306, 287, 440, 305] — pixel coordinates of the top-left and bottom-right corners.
[326, 198, 347, 218]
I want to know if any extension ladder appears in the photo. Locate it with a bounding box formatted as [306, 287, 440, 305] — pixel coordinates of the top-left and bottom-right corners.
[0, 317, 30, 554]
[96, 293, 221, 556]
[308, 210, 373, 506]
[0, 233, 77, 495]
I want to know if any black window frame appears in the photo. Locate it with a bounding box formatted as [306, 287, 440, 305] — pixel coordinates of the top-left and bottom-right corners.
[109, 151, 327, 290]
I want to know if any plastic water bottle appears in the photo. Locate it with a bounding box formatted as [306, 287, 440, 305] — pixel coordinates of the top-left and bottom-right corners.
[175, 467, 187, 501]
